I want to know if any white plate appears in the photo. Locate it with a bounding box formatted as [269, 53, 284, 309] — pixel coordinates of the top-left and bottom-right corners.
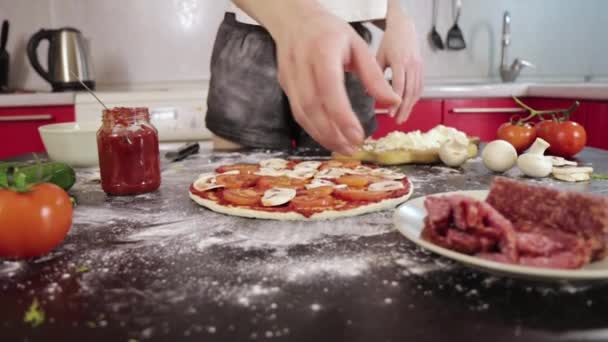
[393, 190, 608, 282]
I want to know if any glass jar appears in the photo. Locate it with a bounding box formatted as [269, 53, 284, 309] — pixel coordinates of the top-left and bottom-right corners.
[97, 107, 161, 195]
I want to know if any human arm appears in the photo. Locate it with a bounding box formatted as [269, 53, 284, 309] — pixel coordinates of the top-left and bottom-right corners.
[231, 0, 401, 155]
[375, 0, 424, 124]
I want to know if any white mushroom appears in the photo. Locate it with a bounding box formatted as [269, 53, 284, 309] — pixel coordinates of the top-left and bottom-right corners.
[368, 180, 405, 192]
[517, 138, 553, 178]
[261, 188, 296, 207]
[552, 166, 594, 182]
[305, 179, 347, 189]
[255, 168, 288, 177]
[259, 158, 288, 169]
[294, 161, 321, 170]
[286, 168, 317, 179]
[348, 166, 374, 175]
[369, 168, 407, 180]
[481, 140, 518, 173]
[439, 138, 469, 167]
[314, 168, 349, 179]
[193, 173, 224, 191]
[549, 156, 577, 167]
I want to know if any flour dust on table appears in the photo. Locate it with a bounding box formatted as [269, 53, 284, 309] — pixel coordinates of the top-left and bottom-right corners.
[2, 146, 608, 341]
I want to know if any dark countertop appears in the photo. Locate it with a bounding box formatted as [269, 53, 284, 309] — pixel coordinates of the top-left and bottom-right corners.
[2, 146, 608, 342]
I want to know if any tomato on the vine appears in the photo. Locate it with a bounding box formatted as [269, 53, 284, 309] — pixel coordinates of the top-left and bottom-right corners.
[0, 183, 73, 259]
[537, 120, 587, 158]
[496, 122, 537, 153]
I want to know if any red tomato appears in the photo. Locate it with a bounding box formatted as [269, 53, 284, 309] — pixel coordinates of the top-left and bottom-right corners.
[549, 121, 587, 158]
[222, 189, 261, 206]
[320, 159, 361, 170]
[335, 175, 371, 188]
[215, 174, 259, 189]
[536, 120, 586, 158]
[256, 176, 307, 190]
[305, 186, 334, 197]
[216, 163, 259, 175]
[334, 188, 392, 202]
[496, 122, 537, 153]
[0, 183, 73, 259]
[290, 195, 335, 211]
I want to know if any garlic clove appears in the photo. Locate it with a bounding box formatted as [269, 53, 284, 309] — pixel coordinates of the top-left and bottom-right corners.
[439, 138, 469, 167]
[368, 180, 405, 192]
[261, 188, 296, 206]
[259, 158, 289, 169]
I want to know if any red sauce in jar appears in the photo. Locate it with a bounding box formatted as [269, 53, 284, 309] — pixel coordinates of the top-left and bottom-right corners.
[97, 107, 161, 195]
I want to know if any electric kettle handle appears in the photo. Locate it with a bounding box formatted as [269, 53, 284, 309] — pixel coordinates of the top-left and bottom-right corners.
[27, 29, 53, 83]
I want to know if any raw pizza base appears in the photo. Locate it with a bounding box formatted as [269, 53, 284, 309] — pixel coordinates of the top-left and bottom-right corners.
[189, 179, 414, 221]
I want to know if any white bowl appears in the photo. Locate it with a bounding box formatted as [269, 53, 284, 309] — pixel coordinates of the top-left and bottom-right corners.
[38, 122, 100, 167]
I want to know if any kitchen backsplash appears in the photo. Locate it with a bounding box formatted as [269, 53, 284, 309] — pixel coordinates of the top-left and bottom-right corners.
[1, 0, 606, 91]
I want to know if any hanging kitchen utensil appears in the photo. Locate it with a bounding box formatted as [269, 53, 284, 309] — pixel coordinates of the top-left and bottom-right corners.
[0, 20, 10, 92]
[428, 0, 444, 50]
[446, 0, 466, 50]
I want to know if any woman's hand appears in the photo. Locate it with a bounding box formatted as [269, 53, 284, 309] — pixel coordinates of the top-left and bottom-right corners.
[376, 1, 424, 124]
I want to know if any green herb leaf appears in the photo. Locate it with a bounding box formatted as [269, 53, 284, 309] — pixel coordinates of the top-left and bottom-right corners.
[76, 266, 91, 273]
[592, 174, 608, 180]
[24, 299, 45, 328]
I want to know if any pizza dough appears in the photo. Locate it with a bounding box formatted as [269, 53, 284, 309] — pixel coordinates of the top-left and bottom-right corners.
[189, 159, 414, 221]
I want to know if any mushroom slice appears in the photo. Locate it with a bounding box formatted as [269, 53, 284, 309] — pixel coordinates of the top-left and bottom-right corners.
[368, 180, 405, 192]
[348, 166, 374, 175]
[550, 156, 578, 167]
[255, 168, 288, 177]
[285, 168, 317, 179]
[314, 168, 349, 179]
[370, 168, 406, 180]
[294, 161, 322, 170]
[260, 158, 289, 169]
[261, 188, 297, 207]
[304, 179, 341, 189]
[218, 170, 240, 175]
[552, 166, 593, 182]
[193, 173, 224, 191]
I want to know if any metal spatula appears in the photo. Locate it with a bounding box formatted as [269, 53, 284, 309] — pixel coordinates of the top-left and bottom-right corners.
[447, 0, 466, 50]
[428, 0, 444, 50]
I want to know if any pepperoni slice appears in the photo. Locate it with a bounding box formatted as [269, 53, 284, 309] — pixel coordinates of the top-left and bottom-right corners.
[290, 195, 335, 211]
[222, 188, 261, 206]
[305, 186, 334, 197]
[335, 175, 372, 188]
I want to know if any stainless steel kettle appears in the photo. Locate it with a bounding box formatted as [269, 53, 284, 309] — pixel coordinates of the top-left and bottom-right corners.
[27, 27, 95, 92]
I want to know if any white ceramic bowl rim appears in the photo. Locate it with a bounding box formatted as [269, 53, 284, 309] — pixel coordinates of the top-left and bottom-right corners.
[38, 121, 100, 133]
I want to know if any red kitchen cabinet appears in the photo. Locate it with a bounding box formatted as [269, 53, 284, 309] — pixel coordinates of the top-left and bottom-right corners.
[582, 101, 608, 150]
[0, 105, 75, 159]
[443, 98, 524, 141]
[373, 99, 442, 138]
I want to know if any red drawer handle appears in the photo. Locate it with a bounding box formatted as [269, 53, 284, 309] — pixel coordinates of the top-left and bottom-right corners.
[0, 114, 54, 122]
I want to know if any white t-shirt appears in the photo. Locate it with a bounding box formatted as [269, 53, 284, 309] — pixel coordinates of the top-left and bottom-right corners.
[228, 0, 388, 25]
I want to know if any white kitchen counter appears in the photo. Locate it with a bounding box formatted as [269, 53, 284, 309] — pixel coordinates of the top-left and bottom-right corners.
[0, 92, 75, 107]
[0, 82, 607, 107]
[422, 82, 608, 100]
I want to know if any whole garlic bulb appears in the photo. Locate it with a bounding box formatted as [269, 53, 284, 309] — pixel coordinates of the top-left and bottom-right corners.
[517, 138, 553, 178]
[439, 138, 469, 167]
[481, 140, 518, 172]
